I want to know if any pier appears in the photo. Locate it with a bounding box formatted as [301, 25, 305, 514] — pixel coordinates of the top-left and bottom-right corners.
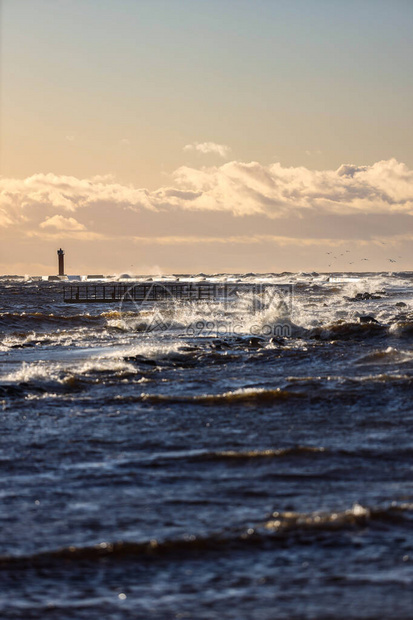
[63, 281, 281, 303]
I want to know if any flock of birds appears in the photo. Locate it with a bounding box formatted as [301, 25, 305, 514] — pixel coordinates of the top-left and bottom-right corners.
[325, 245, 402, 269]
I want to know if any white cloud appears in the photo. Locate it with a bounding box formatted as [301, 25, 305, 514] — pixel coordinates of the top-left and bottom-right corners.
[1, 159, 413, 237]
[169, 158, 413, 217]
[0, 172, 156, 214]
[184, 142, 231, 158]
[40, 215, 86, 231]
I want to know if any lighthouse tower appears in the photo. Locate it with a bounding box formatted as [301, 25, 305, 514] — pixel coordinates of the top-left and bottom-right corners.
[57, 248, 65, 276]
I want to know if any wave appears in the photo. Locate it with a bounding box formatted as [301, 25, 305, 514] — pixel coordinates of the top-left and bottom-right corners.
[112, 444, 413, 469]
[389, 320, 413, 338]
[171, 444, 413, 467]
[1, 327, 119, 351]
[186, 445, 326, 461]
[262, 501, 413, 533]
[356, 346, 413, 365]
[106, 369, 413, 407]
[3, 356, 412, 400]
[1, 502, 411, 568]
[139, 387, 299, 405]
[309, 321, 387, 341]
[0, 358, 139, 391]
[0, 311, 108, 335]
[2, 281, 411, 347]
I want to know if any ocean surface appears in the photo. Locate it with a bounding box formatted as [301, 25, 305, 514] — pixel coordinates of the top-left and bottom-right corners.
[1, 272, 413, 619]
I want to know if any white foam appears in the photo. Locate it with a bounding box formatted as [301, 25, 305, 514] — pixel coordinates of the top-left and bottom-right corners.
[1, 355, 138, 385]
[3, 361, 62, 384]
[76, 358, 137, 375]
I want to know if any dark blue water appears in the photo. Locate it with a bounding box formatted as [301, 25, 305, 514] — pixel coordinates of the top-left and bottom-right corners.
[1, 274, 413, 619]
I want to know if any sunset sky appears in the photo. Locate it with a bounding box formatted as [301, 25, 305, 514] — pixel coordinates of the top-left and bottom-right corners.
[1, 0, 413, 275]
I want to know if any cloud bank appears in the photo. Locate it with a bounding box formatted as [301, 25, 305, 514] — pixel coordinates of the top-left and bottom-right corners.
[172, 158, 413, 217]
[0, 173, 157, 217]
[2, 159, 413, 223]
[1, 159, 413, 241]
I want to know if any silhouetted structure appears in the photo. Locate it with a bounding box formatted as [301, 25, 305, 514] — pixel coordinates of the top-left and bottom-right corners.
[57, 249, 65, 276]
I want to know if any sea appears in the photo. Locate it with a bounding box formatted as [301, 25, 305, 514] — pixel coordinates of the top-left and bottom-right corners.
[0, 272, 413, 619]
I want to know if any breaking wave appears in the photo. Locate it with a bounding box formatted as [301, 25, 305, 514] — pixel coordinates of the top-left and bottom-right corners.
[356, 346, 413, 365]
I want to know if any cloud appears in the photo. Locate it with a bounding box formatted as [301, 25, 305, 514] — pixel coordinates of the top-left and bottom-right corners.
[0, 209, 15, 227]
[40, 215, 86, 231]
[336, 164, 368, 178]
[27, 230, 105, 241]
[0, 172, 157, 214]
[131, 234, 359, 247]
[170, 158, 413, 217]
[1, 159, 413, 239]
[184, 142, 231, 158]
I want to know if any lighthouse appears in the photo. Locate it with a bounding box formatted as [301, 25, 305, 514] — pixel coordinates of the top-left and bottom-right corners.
[57, 248, 65, 276]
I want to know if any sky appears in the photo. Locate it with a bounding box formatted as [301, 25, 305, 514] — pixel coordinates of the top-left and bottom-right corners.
[1, 0, 413, 275]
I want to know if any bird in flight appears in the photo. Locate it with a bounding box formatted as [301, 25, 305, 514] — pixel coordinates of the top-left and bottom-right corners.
[388, 259, 396, 263]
